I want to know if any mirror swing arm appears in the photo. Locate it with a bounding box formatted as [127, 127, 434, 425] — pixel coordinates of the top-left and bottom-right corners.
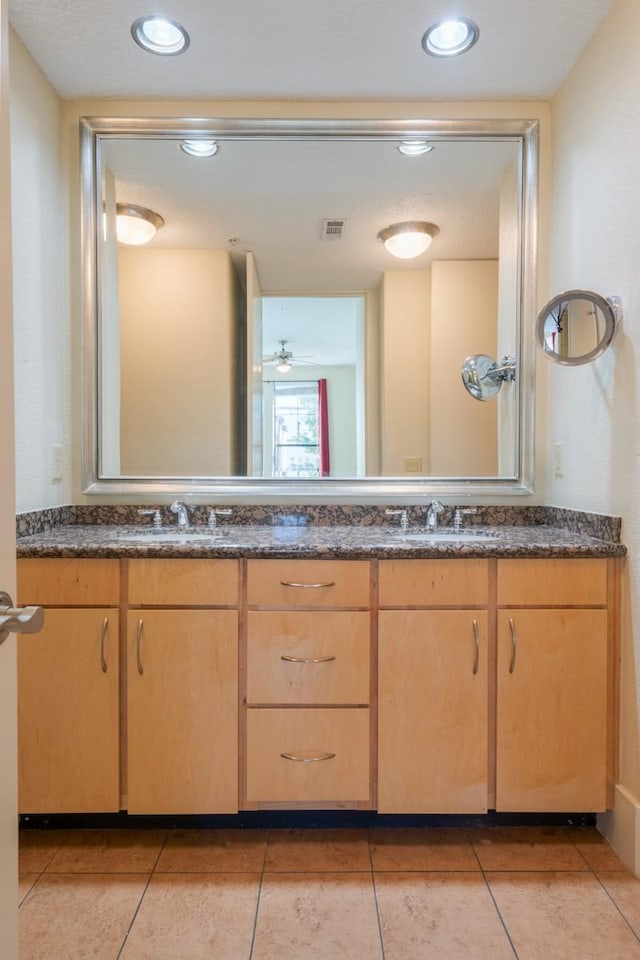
[81, 115, 539, 500]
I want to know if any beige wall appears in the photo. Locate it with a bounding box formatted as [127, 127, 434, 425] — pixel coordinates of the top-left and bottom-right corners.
[119, 247, 238, 476]
[546, 0, 640, 868]
[430, 261, 499, 476]
[379, 269, 431, 475]
[10, 29, 71, 511]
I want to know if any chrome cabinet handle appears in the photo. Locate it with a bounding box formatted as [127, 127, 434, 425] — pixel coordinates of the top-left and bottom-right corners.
[280, 654, 336, 663]
[472, 618, 480, 675]
[280, 751, 336, 762]
[509, 617, 517, 674]
[136, 618, 144, 676]
[0, 591, 44, 646]
[280, 580, 336, 589]
[100, 617, 108, 673]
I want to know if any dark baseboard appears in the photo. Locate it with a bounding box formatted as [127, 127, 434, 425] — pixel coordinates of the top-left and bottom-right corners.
[19, 810, 597, 830]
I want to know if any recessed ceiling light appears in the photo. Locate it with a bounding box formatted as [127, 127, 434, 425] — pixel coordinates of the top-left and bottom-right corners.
[398, 141, 434, 157]
[422, 18, 479, 57]
[179, 139, 219, 158]
[131, 16, 190, 56]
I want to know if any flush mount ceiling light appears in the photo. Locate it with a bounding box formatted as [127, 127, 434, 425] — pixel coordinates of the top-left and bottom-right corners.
[377, 221, 439, 259]
[116, 203, 164, 245]
[398, 140, 434, 157]
[422, 17, 479, 57]
[179, 139, 218, 157]
[131, 16, 190, 56]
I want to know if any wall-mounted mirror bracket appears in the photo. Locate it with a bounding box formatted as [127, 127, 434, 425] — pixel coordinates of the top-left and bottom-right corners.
[461, 354, 516, 402]
[537, 289, 622, 365]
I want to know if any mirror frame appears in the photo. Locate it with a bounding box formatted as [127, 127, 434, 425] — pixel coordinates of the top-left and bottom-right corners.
[536, 289, 618, 366]
[80, 116, 538, 499]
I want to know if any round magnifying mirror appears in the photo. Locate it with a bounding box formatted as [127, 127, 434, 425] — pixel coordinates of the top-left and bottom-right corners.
[536, 289, 619, 365]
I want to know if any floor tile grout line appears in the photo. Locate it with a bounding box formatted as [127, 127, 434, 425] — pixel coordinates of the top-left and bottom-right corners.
[465, 829, 521, 960]
[367, 832, 388, 960]
[115, 832, 170, 960]
[593, 871, 640, 945]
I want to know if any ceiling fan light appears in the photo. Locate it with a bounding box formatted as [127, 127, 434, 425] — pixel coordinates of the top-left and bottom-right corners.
[377, 221, 439, 259]
[277, 360, 292, 373]
[116, 203, 164, 245]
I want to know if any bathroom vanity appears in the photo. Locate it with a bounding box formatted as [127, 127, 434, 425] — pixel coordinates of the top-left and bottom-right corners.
[15, 507, 624, 819]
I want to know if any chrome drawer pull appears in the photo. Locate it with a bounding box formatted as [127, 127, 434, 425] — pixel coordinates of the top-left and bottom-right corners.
[136, 618, 144, 676]
[280, 654, 336, 664]
[280, 751, 336, 763]
[472, 618, 480, 676]
[280, 580, 336, 589]
[100, 617, 109, 673]
[509, 617, 517, 674]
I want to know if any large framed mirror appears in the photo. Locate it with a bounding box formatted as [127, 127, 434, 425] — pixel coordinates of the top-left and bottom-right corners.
[81, 116, 538, 498]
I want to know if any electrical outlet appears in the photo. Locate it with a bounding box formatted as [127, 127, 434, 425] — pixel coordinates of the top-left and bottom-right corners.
[51, 443, 63, 483]
[552, 441, 564, 479]
[404, 457, 423, 473]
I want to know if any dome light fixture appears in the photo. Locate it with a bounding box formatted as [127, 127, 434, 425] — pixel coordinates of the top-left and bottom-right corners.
[398, 140, 434, 157]
[131, 16, 190, 56]
[377, 221, 439, 259]
[116, 203, 164, 246]
[422, 18, 479, 57]
[180, 139, 219, 158]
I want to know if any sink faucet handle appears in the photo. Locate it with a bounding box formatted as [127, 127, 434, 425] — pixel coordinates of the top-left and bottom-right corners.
[453, 506, 478, 532]
[138, 508, 162, 529]
[385, 508, 409, 531]
[207, 507, 234, 528]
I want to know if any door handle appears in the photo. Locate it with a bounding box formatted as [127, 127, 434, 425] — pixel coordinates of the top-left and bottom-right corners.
[0, 591, 44, 645]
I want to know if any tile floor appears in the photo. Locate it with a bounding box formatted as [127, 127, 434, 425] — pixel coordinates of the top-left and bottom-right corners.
[18, 824, 640, 959]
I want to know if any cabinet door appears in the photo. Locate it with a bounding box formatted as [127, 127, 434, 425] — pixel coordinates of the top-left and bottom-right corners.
[18, 609, 120, 813]
[378, 611, 488, 813]
[496, 609, 608, 812]
[127, 609, 238, 814]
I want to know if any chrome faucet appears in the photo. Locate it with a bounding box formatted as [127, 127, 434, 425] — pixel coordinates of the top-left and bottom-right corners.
[426, 500, 445, 531]
[453, 506, 477, 532]
[170, 500, 190, 528]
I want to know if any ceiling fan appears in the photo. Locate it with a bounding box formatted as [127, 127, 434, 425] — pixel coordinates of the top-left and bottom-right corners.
[262, 340, 316, 373]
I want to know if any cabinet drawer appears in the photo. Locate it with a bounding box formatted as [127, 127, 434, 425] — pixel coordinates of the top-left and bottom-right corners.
[17, 558, 120, 606]
[245, 708, 370, 804]
[128, 559, 238, 606]
[379, 559, 489, 607]
[246, 611, 370, 704]
[497, 559, 608, 606]
[247, 560, 370, 608]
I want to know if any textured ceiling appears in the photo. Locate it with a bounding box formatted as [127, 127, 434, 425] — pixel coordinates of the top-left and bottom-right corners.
[9, 0, 614, 101]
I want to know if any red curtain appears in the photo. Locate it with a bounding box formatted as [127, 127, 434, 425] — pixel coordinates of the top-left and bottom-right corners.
[318, 378, 330, 476]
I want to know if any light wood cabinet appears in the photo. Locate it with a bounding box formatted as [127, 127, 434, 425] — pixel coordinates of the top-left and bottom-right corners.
[127, 608, 237, 814]
[244, 559, 372, 809]
[16, 552, 618, 817]
[378, 610, 489, 813]
[495, 558, 611, 812]
[17, 558, 120, 813]
[127, 559, 239, 814]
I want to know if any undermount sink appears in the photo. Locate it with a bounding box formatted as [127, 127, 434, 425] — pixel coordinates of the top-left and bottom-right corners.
[396, 530, 501, 543]
[115, 528, 236, 543]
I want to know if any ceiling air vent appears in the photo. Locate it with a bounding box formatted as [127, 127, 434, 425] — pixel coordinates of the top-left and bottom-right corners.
[321, 218, 347, 240]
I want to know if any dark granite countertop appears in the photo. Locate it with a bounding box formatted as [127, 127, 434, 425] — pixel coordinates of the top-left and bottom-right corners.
[15, 522, 627, 560]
